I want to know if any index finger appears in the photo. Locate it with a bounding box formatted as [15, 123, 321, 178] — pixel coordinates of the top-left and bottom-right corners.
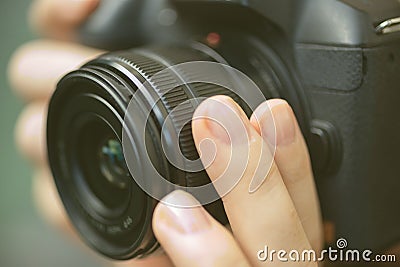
[192, 96, 315, 266]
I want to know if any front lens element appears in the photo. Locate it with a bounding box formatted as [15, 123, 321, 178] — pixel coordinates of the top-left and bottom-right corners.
[100, 138, 130, 189]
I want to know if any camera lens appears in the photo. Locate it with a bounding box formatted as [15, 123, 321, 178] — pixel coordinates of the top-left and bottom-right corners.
[99, 138, 129, 190]
[47, 42, 292, 260]
[75, 115, 131, 219]
[47, 44, 232, 259]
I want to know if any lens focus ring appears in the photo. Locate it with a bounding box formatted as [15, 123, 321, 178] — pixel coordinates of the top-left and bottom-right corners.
[101, 46, 238, 186]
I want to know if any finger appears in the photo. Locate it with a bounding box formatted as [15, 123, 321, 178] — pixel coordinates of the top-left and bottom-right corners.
[29, 0, 99, 40]
[250, 99, 323, 252]
[8, 40, 102, 101]
[15, 101, 47, 165]
[153, 190, 251, 267]
[192, 96, 313, 266]
[33, 167, 74, 233]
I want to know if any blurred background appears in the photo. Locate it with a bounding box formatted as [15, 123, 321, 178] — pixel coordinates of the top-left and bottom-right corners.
[0, 1, 99, 266]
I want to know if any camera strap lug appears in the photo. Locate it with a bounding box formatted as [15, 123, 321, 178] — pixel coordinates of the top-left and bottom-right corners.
[375, 17, 400, 34]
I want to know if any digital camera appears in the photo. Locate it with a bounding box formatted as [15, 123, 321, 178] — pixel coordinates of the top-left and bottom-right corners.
[47, 0, 400, 260]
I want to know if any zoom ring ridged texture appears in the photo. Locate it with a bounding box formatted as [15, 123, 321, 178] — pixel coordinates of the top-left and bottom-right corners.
[112, 47, 238, 187]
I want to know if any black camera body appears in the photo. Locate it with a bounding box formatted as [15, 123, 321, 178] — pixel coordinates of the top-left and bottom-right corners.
[48, 0, 400, 259]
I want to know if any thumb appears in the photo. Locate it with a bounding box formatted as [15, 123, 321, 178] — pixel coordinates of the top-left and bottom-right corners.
[152, 190, 251, 267]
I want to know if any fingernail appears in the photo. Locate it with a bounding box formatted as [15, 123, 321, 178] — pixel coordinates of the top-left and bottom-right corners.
[157, 190, 211, 234]
[195, 96, 248, 145]
[261, 99, 296, 146]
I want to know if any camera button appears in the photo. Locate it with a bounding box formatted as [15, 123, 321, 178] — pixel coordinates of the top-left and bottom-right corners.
[309, 120, 342, 176]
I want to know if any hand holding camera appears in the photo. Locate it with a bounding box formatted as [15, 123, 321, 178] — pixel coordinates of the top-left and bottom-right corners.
[10, 1, 322, 265]
[9, 0, 400, 265]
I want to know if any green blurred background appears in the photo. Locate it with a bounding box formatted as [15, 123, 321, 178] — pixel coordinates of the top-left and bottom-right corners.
[0, 1, 100, 266]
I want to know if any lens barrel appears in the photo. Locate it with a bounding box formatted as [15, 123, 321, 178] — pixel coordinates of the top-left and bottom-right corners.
[47, 44, 238, 259]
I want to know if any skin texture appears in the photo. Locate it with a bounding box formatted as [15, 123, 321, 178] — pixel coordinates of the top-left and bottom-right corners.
[8, 0, 324, 266]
